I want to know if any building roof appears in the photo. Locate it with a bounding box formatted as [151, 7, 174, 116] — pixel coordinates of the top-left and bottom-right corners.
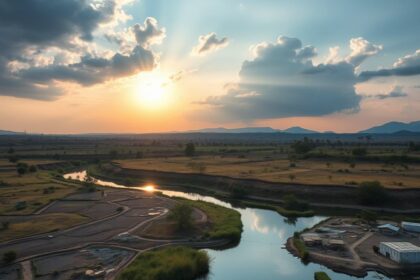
[381, 242, 420, 252]
[378, 224, 400, 232]
[402, 221, 420, 227]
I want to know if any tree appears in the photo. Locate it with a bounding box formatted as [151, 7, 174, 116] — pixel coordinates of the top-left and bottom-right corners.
[291, 138, 315, 154]
[288, 174, 296, 181]
[168, 203, 193, 230]
[3, 251, 16, 264]
[7, 147, 14, 154]
[283, 194, 309, 211]
[29, 165, 37, 172]
[358, 181, 389, 205]
[185, 142, 196, 157]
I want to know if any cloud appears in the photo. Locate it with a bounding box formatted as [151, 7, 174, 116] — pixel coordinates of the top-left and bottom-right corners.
[198, 36, 361, 121]
[132, 17, 166, 48]
[345, 37, 382, 66]
[369, 85, 408, 100]
[0, 1, 162, 100]
[358, 49, 420, 81]
[192, 32, 229, 56]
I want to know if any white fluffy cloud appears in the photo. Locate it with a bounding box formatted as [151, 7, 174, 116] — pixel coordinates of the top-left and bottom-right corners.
[345, 37, 383, 66]
[359, 49, 420, 81]
[192, 32, 229, 56]
[198, 36, 361, 121]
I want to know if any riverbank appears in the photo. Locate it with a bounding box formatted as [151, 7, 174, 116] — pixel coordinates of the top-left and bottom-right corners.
[90, 163, 420, 215]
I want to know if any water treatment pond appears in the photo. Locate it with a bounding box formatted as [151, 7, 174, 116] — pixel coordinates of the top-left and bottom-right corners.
[64, 171, 391, 280]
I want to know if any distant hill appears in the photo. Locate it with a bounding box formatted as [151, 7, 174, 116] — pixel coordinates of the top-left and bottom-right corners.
[188, 127, 280, 133]
[188, 126, 320, 134]
[0, 130, 22, 135]
[359, 121, 420, 134]
[283, 126, 319, 134]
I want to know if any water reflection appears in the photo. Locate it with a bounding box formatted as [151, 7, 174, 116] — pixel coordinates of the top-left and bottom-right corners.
[64, 171, 392, 280]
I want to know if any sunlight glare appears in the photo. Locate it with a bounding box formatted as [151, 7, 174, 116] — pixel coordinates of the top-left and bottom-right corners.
[142, 185, 156, 192]
[134, 72, 171, 109]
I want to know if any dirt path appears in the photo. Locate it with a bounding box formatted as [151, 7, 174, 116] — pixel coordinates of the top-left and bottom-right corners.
[20, 260, 33, 280]
[348, 232, 374, 263]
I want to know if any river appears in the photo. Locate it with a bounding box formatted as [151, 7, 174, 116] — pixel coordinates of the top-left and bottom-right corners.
[64, 171, 391, 280]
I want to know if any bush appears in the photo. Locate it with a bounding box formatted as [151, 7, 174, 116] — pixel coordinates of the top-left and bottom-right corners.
[314, 271, 331, 280]
[185, 142, 195, 157]
[168, 203, 194, 231]
[3, 251, 17, 264]
[293, 238, 309, 261]
[29, 165, 37, 172]
[15, 201, 27, 211]
[358, 181, 389, 205]
[117, 246, 209, 280]
[359, 210, 378, 223]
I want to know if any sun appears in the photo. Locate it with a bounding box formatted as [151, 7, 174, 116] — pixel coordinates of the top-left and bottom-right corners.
[134, 71, 171, 109]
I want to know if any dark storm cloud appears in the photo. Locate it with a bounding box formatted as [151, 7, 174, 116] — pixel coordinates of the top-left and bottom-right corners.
[20, 46, 155, 86]
[199, 36, 361, 121]
[0, 0, 162, 100]
[358, 49, 420, 81]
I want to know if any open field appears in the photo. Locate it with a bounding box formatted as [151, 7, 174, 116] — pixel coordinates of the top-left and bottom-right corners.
[116, 156, 420, 188]
[0, 213, 88, 242]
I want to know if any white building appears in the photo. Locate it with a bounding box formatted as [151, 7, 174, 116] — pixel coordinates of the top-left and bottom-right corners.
[402, 221, 420, 233]
[379, 242, 420, 264]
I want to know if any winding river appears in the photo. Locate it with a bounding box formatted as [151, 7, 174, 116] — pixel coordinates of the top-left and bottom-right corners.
[64, 171, 391, 280]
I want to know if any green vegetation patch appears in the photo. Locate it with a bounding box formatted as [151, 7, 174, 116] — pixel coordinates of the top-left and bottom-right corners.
[293, 237, 309, 261]
[0, 213, 88, 242]
[117, 246, 209, 280]
[314, 271, 332, 280]
[179, 198, 243, 243]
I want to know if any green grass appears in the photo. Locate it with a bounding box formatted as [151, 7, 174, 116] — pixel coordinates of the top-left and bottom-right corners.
[117, 246, 209, 280]
[178, 198, 243, 244]
[314, 271, 331, 280]
[0, 213, 88, 241]
[293, 237, 309, 260]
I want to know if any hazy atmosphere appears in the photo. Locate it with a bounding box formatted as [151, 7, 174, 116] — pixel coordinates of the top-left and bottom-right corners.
[1, 0, 420, 133]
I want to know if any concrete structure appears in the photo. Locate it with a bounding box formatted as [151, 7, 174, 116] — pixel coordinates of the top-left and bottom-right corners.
[379, 242, 420, 264]
[401, 221, 420, 233]
[377, 224, 400, 236]
[301, 233, 322, 246]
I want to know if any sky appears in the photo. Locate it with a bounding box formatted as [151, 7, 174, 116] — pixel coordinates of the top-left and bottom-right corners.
[0, 0, 419, 134]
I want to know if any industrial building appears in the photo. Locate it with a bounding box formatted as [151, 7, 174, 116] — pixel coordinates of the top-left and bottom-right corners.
[379, 242, 420, 264]
[401, 221, 420, 233]
[377, 224, 400, 236]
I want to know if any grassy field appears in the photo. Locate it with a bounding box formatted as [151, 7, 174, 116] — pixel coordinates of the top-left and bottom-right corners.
[0, 213, 88, 242]
[117, 246, 210, 280]
[116, 156, 420, 188]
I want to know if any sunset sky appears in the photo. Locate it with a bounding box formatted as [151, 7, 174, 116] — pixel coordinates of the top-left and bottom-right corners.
[1, 0, 420, 133]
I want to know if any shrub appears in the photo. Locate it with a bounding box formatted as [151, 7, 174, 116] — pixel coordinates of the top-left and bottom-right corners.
[117, 247, 209, 280]
[168, 203, 194, 231]
[314, 271, 331, 280]
[29, 165, 37, 172]
[15, 201, 27, 211]
[185, 142, 195, 157]
[3, 251, 17, 264]
[229, 186, 248, 199]
[283, 194, 309, 211]
[358, 181, 389, 205]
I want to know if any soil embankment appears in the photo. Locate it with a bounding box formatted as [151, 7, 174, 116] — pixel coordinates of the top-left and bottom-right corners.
[99, 164, 420, 212]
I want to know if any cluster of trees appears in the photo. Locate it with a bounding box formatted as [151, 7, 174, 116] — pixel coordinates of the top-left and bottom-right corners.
[291, 137, 316, 154]
[168, 203, 194, 231]
[16, 162, 37, 175]
[409, 141, 420, 151]
[185, 142, 196, 157]
[358, 181, 389, 206]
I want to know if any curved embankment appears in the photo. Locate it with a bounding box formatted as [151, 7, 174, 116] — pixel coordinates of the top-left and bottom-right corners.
[96, 164, 420, 213]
